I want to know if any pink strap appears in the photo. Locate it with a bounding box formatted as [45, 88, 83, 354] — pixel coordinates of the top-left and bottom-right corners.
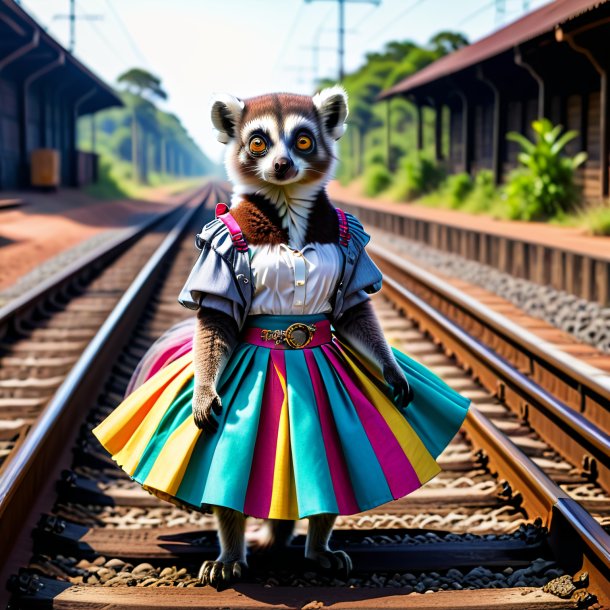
[243, 320, 332, 350]
[215, 203, 248, 252]
[336, 208, 351, 247]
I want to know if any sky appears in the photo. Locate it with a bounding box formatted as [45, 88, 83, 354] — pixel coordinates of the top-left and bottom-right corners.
[19, 0, 551, 164]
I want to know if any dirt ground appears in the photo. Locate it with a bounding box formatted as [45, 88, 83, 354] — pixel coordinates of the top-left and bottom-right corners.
[0, 186, 192, 291]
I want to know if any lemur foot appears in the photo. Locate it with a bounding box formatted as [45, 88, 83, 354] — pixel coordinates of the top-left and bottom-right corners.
[198, 559, 246, 590]
[305, 549, 352, 579]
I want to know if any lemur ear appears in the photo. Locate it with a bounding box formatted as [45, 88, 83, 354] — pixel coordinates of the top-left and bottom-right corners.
[313, 85, 349, 140]
[210, 93, 245, 144]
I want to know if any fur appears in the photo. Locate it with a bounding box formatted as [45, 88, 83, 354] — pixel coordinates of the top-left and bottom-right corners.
[211, 87, 348, 249]
[195, 87, 410, 589]
[334, 300, 413, 408]
[192, 307, 239, 433]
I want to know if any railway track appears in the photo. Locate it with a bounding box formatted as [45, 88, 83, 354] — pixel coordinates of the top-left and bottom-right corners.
[2, 185, 609, 609]
[0, 184, 210, 474]
[0, 183, 214, 575]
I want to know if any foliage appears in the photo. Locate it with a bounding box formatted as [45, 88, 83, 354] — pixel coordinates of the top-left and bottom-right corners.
[363, 162, 392, 196]
[365, 147, 386, 167]
[78, 89, 217, 192]
[333, 31, 469, 183]
[576, 205, 610, 236]
[505, 119, 587, 220]
[444, 172, 474, 208]
[461, 170, 499, 213]
[392, 152, 445, 200]
[117, 68, 168, 101]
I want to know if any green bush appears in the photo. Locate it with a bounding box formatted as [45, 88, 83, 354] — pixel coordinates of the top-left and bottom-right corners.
[462, 170, 499, 213]
[579, 205, 610, 236]
[392, 152, 445, 200]
[445, 172, 474, 208]
[505, 119, 587, 221]
[364, 162, 392, 196]
[365, 148, 386, 167]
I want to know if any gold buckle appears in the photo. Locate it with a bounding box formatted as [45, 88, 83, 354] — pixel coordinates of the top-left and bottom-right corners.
[260, 323, 316, 348]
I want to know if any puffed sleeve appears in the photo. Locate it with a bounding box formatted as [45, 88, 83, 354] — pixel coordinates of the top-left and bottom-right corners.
[178, 218, 249, 325]
[338, 213, 383, 312]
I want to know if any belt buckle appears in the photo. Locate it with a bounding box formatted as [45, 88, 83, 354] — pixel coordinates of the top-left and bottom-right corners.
[260, 323, 316, 348]
[285, 322, 316, 348]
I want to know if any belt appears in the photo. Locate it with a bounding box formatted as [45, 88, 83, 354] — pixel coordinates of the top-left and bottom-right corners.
[243, 319, 332, 349]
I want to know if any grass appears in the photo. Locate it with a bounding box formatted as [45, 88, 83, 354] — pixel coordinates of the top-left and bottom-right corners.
[353, 177, 610, 236]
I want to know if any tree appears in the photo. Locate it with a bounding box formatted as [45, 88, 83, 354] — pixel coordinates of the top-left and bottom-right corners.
[116, 69, 168, 184]
[117, 68, 168, 102]
[429, 31, 469, 55]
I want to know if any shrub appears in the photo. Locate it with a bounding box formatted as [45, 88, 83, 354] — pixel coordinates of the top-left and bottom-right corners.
[462, 170, 500, 213]
[364, 162, 392, 196]
[505, 119, 587, 221]
[445, 172, 474, 208]
[365, 147, 386, 167]
[579, 205, 610, 236]
[392, 152, 445, 200]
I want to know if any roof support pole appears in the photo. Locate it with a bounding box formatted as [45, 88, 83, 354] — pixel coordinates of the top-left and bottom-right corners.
[434, 100, 444, 162]
[477, 67, 504, 185]
[72, 87, 97, 186]
[415, 100, 424, 152]
[385, 99, 393, 171]
[514, 45, 547, 119]
[558, 28, 608, 198]
[454, 90, 471, 175]
[20, 50, 66, 185]
[0, 29, 39, 72]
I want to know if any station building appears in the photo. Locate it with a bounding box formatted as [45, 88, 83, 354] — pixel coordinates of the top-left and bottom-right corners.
[0, 1, 121, 190]
[379, 0, 610, 200]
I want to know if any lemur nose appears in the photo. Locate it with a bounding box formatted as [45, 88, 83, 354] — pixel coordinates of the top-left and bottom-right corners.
[274, 156, 294, 176]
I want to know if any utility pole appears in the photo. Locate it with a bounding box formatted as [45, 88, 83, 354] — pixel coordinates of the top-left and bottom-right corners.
[53, 1, 103, 53]
[305, 0, 381, 82]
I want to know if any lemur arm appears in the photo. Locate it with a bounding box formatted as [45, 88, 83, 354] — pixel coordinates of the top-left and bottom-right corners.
[333, 300, 413, 409]
[192, 307, 239, 433]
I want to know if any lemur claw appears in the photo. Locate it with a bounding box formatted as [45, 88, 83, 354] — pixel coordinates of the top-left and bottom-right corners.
[305, 549, 353, 579]
[198, 559, 245, 590]
[192, 388, 222, 433]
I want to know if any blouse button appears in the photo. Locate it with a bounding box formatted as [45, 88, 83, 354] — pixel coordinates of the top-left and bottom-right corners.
[296, 280, 305, 286]
[295, 300, 303, 306]
[293, 251, 302, 257]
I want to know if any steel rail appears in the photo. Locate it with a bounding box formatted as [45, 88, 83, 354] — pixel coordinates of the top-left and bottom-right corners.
[370, 244, 610, 492]
[0, 182, 211, 339]
[0, 183, 219, 571]
[368, 242, 610, 405]
[379, 271, 610, 604]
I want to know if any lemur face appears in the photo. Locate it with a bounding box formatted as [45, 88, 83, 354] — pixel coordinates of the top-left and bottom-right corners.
[210, 87, 348, 191]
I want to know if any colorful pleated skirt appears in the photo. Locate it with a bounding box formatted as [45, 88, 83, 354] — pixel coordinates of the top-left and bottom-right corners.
[93, 314, 470, 520]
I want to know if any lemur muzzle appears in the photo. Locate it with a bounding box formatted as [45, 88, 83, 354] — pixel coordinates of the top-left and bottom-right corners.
[274, 156, 294, 178]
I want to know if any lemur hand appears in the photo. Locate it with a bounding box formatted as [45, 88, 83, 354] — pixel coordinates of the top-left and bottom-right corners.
[383, 365, 414, 410]
[192, 383, 222, 433]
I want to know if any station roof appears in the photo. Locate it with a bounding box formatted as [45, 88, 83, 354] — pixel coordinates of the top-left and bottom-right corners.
[0, 0, 122, 114]
[379, 0, 608, 100]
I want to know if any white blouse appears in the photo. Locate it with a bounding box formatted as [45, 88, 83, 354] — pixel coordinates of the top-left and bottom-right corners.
[249, 243, 342, 315]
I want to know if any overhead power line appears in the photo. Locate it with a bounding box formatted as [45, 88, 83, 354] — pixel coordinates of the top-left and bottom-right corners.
[457, 0, 496, 26]
[305, 0, 382, 82]
[104, 0, 151, 69]
[53, 0, 103, 53]
[364, 0, 427, 43]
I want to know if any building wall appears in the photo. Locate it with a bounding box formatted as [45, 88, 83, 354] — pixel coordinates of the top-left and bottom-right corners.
[0, 75, 78, 190]
[0, 76, 20, 189]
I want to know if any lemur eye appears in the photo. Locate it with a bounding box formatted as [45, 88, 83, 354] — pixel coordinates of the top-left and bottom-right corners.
[295, 133, 314, 153]
[248, 136, 267, 156]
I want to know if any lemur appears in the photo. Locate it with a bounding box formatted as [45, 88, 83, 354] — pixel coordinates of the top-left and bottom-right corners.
[194, 86, 412, 589]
